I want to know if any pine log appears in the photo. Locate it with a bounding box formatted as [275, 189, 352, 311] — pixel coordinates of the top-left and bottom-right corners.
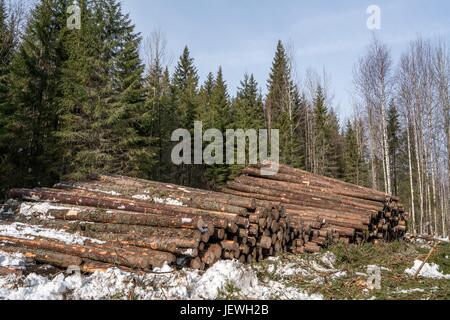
[201, 244, 222, 266]
[79, 232, 199, 256]
[0, 245, 83, 269]
[9, 188, 234, 231]
[244, 165, 397, 202]
[235, 175, 384, 210]
[0, 236, 175, 269]
[43, 207, 215, 234]
[304, 242, 321, 253]
[79, 176, 258, 210]
[190, 257, 205, 270]
[15, 215, 204, 242]
[226, 182, 378, 218]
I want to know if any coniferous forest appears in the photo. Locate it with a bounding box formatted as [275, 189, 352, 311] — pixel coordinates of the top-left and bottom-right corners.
[0, 0, 449, 238]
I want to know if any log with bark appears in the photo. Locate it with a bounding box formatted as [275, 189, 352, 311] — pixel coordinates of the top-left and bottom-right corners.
[222, 163, 408, 253]
[1, 163, 407, 273]
[4, 174, 292, 271]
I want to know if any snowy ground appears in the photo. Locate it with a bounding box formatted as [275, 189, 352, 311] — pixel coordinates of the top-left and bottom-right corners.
[0, 251, 323, 300]
[0, 208, 449, 301]
[405, 260, 450, 279]
[1, 240, 449, 300]
[0, 222, 105, 245]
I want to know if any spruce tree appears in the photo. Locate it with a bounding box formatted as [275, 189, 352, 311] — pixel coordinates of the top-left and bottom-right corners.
[172, 46, 199, 130]
[387, 99, 400, 196]
[343, 119, 369, 186]
[0, 0, 14, 196]
[326, 109, 344, 178]
[266, 41, 289, 130]
[313, 85, 329, 175]
[0, 0, 12, 146]
[234, 73, 264, 129]
[266, 40, 301, 166]
[6, 0, 70, 189]
[58, 0, 108, 180]
[211, 67, 231, 131]
[204, 67, 231, 187]
[158, 68, 177, 181]
[343, 120, 359, 184]
[229, 73, 265, 178]
[295, 92, 309, 170]
[0, 0, 12, 92]
[109, 6, 148, 177]
[144, 52, 174, 181]
[58, 0, 149, 180]
[198, 72, 215, 128]
[172, 46, 199, 186]
[0, 0, 6, 36]
[310, 85, 344, 177]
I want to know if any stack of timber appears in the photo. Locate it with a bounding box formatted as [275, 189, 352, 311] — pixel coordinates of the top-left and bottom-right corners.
[1, 174, 292, 271]
[222, 163, 408, 253]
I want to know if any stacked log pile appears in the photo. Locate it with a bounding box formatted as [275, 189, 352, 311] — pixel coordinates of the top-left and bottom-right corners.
[222, 164, 408, 253]
[0, 164, 408, 272]
[2, 174, 292, 271]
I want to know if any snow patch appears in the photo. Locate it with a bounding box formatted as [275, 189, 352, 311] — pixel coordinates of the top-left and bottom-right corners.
[153, 197, 185, 207]
[0, 251, 26, 269]
[320, 252, 337, 269]
[132, 194, 152, 201]
[193, 260, 258, 299]
[0, 273, 68, 300]
[396, 288, 425, 294]
[266, 261, 309, 277]
[405, 260, 450, 279]
[19, 202, 70, 219]
[0, 223, 105, 245]
[180, 249, 195, 256]
[87, 189, 122, 196]
[0, 260, 322, 300]
[131, 195, 185, 207]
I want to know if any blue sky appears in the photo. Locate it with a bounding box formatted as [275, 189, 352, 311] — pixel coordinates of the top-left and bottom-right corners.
[121, 0, 450, 120]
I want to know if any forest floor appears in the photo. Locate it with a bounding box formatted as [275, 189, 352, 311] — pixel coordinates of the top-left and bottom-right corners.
[248, 240, 450, 300]
[1, 239, 449, 300]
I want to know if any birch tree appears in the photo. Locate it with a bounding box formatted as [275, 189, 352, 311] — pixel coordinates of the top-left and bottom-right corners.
[433, 41, 450, 237]
[354, 38, 393, 194]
